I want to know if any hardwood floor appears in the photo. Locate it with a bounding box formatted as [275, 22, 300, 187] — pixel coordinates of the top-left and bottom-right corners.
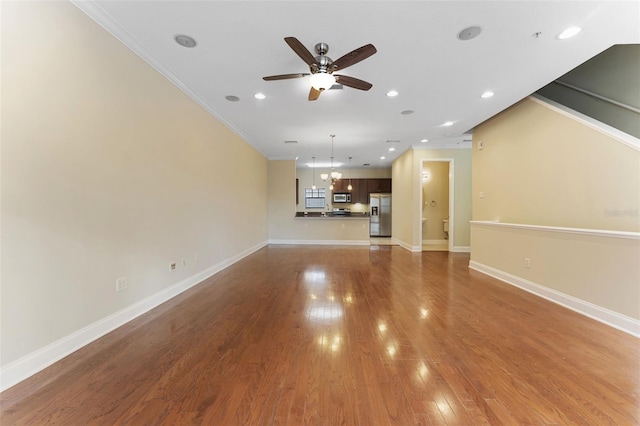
[1, 246, 638, 425]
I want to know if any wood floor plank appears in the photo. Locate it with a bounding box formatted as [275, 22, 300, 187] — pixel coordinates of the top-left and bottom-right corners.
[1, 246, 638, 425]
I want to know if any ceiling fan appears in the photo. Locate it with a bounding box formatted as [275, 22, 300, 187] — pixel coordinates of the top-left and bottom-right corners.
[263, 37, 377, 101]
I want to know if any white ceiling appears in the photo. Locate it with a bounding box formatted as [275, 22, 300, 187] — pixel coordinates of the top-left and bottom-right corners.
[73, 1, 639, 169]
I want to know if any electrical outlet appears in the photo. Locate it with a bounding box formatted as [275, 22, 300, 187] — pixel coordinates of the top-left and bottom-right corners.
[181, 258, 187, 267]
[194, 253, 199, 264]
[524, 258, 531, 269]
[115, 277, 127, 292]
[479, 191, 485, 198]
[170, 262, 177, 271]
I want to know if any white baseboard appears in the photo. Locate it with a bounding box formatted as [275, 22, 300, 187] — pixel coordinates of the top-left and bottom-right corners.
[422, 239, 448, 245]
[0, 241, 268, 392]
[268, 239, 370, 246]
[469, 260, 640, 337]
[396, 239, 422, 252]
[419, 241, 470, 253]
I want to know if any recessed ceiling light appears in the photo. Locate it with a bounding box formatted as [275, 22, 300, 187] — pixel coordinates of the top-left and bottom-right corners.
[481, 91, 494, 99]
[380, 156, 386, 160]
[400, 110, 415, 115]
[420, 139, 429, 143]
[225, 95, 240, 102]
[254, 93, 266, 100]
[557, 26, 581, 40]
[442, 121, 454, 127]
[174, 34, 197, 48]
[388, 147, 396, 152]
[387, 90, 399, 97]
[457, 26, 482, 41]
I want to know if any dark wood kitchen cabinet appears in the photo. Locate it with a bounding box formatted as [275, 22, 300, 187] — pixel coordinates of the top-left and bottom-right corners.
[332, 179, 365, 204]
[353, 179, 368, 204]
[330, 178, 391, 203]
[331, 179, 348, 192]
[367, 178, 392, 194]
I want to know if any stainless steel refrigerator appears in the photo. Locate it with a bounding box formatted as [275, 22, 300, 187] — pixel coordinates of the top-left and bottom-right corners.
[370, 193, 392, 237]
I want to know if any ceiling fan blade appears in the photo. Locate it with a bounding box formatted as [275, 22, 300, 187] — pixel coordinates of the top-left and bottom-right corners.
[308, 87, 322, 101]
[331, 44, 377, 71]
[334, 75, 373, 91]
[285, 37, 318, 69]
[263, 73, 309, 81]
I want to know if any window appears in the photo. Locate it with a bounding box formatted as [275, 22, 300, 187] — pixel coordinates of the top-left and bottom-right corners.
[305, 188, 326, 208]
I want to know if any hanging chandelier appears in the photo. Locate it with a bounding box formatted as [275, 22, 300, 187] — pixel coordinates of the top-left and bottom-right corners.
[320, 134, 342, 190]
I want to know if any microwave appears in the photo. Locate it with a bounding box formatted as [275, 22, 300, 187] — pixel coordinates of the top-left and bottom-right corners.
[333, 193, 351, 203]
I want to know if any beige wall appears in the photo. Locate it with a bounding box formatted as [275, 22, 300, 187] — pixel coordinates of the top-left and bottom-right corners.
[269, 160, 298, 235]
[391, 149, 415, 248]
[1, 1, 268, 367]
[473, 97, 639, 231]
[471, 96, 640, 322]
[471, 223, 640, 320]
[269, 161, 369, 242]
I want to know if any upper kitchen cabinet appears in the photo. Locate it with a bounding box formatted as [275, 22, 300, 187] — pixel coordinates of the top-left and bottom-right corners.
[331, 178, 391, 203]
[331, 179, 365, 203]
[352, 179, 369, 204]
[332, 179, 348, 192]
[367, 178, 392, 194]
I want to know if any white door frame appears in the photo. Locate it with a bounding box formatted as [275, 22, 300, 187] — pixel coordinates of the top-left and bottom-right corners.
[420, 159, 454, 252]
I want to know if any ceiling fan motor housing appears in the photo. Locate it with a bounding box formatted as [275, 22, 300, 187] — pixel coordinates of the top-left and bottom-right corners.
[314, 42, 329, 55]
[314, 54, 333, 73]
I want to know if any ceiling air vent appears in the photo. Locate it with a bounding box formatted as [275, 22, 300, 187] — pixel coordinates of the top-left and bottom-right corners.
[284, 140, 298, 144]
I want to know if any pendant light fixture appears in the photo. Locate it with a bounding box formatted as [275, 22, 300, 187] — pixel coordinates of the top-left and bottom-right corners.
[347, 157, 353, 191]
[311, 156, 317, 190]
[321, 134, 342, 190]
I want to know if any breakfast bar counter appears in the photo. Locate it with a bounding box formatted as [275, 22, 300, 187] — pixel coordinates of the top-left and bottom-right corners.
[294, 212, 370, 219]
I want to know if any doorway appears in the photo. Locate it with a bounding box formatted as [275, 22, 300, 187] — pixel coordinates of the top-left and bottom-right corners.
[421, 160, 452, 251]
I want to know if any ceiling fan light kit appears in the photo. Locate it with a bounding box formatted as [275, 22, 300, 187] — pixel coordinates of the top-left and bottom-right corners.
[309, 73, 336, 91]
[263, 37, 377, 101]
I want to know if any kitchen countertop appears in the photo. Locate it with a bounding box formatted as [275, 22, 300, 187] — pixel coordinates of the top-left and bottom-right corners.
[295, 212, 370, 219]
